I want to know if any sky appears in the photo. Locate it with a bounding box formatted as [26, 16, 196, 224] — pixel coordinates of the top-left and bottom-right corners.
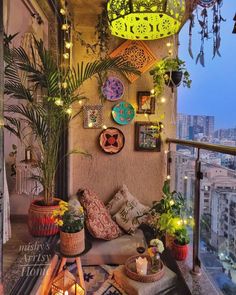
[178, 2, 236, 130]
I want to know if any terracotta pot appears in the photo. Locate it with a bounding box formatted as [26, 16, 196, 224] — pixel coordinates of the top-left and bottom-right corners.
[163, 233, 175, 250]
[172, 241, 188, 261]
[164, 71, 183, 87]
[60, 228, 85, 256]
[28, 198, 60, 236]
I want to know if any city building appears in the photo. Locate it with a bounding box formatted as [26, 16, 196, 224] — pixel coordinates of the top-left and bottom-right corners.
[177, 113, 215, 140]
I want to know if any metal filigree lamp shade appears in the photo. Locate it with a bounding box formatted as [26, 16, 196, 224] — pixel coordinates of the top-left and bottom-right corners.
[107, 0, 186, 40]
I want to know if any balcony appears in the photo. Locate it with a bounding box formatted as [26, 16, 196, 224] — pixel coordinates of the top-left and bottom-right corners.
[167, 138, 236, 295]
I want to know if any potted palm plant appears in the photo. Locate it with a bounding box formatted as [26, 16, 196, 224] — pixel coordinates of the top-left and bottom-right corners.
[4, 36, 139, 236]
[149, 57, 192, 97]
[172, 227, 190, 261]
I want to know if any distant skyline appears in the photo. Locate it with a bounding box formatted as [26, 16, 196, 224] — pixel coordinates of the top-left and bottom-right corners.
[178, 2, 236, 130]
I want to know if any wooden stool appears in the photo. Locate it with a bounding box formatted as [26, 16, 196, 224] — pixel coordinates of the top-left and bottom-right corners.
[58, 256, 86, 293]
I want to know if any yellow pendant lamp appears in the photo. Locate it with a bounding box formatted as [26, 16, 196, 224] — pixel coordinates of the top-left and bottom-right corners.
[107, 0, 186, 40]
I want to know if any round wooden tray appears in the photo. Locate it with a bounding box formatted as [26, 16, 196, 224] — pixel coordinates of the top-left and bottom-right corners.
[125, 254, 165, 283]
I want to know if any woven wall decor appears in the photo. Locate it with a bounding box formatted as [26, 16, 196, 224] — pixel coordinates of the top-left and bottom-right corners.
[110, 40, 156, 82]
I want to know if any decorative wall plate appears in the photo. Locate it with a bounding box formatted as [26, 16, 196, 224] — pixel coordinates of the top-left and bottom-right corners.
[102, 77, 124, 101]
[197, 0, 216, 7]
[112, 102, 135, 125]
[110, 40, 156, 83]
[99, 127, 125, 154]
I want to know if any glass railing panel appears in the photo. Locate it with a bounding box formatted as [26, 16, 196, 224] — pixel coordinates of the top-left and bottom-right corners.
[200, 159, 236, 295]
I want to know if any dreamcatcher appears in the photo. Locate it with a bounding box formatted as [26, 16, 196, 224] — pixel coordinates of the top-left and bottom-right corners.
[189, 0, 225, 66]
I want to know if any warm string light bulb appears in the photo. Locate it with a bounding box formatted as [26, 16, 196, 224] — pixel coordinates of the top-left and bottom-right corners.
[166, 42, 172, 47]
[65, 41, 73, 49]
[102, 125, 107, 130]
[55, 98, 63, 106]
[66, 107, 72, 115]
[63, 53, 70, 59]
[150, 89, 155, 95]
[160, 97, 166, 103]
[88, 122, 93, 128]
[62, 23, 70, 31]
[62, 82, 68, 89]
[60, 8, 66, 15]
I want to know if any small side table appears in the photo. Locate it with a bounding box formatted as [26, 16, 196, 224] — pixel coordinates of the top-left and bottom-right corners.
[55, 240, 92, 294]
[58, 257, 85, 291]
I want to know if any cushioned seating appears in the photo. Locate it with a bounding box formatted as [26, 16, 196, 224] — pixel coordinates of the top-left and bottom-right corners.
[81, 229, 145, 265]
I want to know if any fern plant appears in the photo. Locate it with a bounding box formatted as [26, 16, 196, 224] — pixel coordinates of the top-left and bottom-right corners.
[4, 36, 139, 205]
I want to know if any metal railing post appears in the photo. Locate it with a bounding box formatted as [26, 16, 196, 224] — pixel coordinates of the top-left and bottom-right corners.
[192, 148, 202, 275]
[0, 0, 4, 291]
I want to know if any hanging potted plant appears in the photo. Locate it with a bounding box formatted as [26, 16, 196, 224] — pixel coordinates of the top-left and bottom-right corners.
[4, 36, 139, 236]
[150, 57, 192, 96]
[172, 227, 190, 261]
[52, 199, 85, 256]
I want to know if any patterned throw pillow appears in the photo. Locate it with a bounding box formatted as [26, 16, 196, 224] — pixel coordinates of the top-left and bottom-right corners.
[106, 184, 135, 216]
[78, 189, 122, 240]
[113, 199, 149, 234]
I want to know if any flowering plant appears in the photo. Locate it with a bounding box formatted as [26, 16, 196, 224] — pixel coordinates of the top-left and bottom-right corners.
[148, 238, 164, 257]
[52, 199, 84, 233]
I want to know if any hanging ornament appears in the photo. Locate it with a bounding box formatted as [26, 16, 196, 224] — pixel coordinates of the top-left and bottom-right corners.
[188, 0, 225, 66]
[197, 0, 216, 8]
[107, 0, 186, 40]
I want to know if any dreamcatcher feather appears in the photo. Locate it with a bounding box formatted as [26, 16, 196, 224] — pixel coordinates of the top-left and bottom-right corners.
[188, 0, 225, 66]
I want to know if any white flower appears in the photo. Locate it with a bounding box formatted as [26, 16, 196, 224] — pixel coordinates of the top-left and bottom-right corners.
[150, 239, 164, 253]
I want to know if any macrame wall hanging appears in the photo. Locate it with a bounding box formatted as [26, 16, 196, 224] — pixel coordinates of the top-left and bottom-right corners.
[189, 0, 225, 66]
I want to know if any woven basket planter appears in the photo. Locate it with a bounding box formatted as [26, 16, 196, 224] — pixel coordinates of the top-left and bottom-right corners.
[28, 198, 60, 237]
[60, 228, 85, 256]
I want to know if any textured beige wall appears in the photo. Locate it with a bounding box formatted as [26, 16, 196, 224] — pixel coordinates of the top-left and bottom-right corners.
[69, 10, 177, 205]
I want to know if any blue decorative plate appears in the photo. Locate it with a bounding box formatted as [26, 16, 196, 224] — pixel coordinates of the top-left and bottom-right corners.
[102, 77, 124, 101]
[112, 102, 135, 125]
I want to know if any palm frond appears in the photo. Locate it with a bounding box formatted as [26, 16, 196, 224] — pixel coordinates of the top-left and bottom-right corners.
[4, 81, 34, 101]
[6, 104, 48, 145]
[4, 116, 22, 139]
[67, 56, 140, 94]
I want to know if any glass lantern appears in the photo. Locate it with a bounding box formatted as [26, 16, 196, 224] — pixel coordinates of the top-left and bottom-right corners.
[51, 267, 85, 295]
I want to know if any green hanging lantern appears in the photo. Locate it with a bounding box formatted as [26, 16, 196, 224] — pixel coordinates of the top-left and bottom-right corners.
[107, 0, 186, 40]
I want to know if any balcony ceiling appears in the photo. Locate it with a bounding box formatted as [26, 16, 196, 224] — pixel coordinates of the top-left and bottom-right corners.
[68, 0, 104, 14]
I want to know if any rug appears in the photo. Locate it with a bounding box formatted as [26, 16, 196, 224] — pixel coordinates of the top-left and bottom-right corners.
[68, 264, 127, 295]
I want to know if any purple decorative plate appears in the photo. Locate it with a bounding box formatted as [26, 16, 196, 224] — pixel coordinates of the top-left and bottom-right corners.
[102, 77, 124, 101]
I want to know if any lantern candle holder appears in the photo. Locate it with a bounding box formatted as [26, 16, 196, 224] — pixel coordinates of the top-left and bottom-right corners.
[51, 267, 85, 295]
[107, 0, 186, 40]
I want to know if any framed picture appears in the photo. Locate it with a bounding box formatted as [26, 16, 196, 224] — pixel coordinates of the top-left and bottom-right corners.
[137, 91, 155, 114]
[83, 105, 103, 129]
[135, 122, 162, 152]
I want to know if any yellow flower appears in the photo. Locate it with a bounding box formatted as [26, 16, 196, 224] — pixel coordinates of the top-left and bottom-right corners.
[52, 210, 60, 217]
[148, 247, 154, 257]
[57, 220, 63, 226]
[59, 201, 68, 208]
[79, 206, 84, 213]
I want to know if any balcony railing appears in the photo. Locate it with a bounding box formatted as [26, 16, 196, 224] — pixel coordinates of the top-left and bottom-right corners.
[166, 138, 236, 294]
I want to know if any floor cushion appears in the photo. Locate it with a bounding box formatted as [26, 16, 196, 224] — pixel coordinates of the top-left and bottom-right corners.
[114, 264, 177, 295]
[78, 188, 122, 240]
[81, 229, 146, 265]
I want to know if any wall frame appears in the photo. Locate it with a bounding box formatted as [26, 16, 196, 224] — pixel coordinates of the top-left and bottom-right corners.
[137, 91, 155, 114]
[135, 122, 162, 152]
[83, 105, 103, 129]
